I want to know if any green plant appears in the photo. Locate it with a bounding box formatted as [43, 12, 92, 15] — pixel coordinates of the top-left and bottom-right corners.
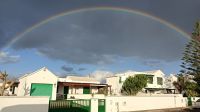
[173, 75, 198, 97]
[173, 75, 185, 94]
[121, 74, 147, 96]
[179, 21, 200, 95]
[185, 81, 198, 97]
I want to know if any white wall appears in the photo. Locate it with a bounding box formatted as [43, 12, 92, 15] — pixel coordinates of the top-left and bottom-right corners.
[57, 83, 64, 94]
[90, 98, 98, 112]
[165, 74, 178, 90]
[0, 96, 49, 112]
[190, 97, 200, 106]
[58, 85, 99, 95]
[191, 97, 200, 102]
[68, 86, 83, 94]
[106, 76, 121, 95]
[74, 87, 83, 94]
[91, 87, 98, 94]
[14, 87, 18, 95]
[106, 95, 187, 112]
[17, 68, 58, 100]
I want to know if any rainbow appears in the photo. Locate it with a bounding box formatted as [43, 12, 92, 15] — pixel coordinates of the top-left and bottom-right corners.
[4, 6, 190, 49]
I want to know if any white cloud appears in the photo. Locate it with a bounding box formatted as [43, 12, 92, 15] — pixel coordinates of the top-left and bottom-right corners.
[0, 51, 20, 64]
[90, 70, 113, 83]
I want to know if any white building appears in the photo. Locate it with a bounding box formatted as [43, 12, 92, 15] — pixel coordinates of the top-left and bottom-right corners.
[57, 76, 110, 99]
[0, 81, 18, 96]
[106, 70, 170, 95]
[17, 67, 58, 100]
[17, 67, 110, 100]
[164, 74, 178, 93]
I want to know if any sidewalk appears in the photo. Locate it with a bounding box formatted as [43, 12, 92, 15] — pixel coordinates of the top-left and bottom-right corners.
[135, 107, 200, 112]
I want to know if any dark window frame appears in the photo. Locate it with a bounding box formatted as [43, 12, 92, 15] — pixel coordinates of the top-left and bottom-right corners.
[147, 75, 154, 84]
[157, 77, 163, 85]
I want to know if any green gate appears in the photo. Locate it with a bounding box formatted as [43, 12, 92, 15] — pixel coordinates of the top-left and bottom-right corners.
[98, 99, 105, 112]
[49, 99, 91, 112]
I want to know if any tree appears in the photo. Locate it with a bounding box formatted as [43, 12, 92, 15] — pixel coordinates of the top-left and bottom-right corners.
[121, 74, 147, 96]
[0, 71, 14, 96]
[184, 81, 198, 97]
[179, 21, 200, 95]
[173, 75, 185, 94]
[180, 21, 200, 77]
[173, 75, 198, 97]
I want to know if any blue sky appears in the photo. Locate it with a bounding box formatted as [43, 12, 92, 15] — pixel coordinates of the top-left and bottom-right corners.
[0, 0, 199, 77]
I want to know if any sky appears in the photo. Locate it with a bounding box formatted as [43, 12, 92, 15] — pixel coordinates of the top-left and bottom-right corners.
[0, 0, 200, 78]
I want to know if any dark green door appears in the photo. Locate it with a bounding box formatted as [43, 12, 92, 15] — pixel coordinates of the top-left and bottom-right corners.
[83, 87, 90, 94]
[98, 99, 105, 112]
[30, 83, 53, 99]
[64, 86, 69, 99]
[188, 97, 192, 106]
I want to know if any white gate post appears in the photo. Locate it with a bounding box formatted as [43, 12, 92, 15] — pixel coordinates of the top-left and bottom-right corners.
[91, 98, 98, 112]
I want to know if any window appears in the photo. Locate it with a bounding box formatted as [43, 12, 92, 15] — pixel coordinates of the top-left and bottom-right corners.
[119, 77, 122, 83]
[147, 75, 153, 84]
[157, 77, 163, 85]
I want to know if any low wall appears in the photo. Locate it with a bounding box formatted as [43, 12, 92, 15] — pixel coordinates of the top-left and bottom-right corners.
[67, 94, 105, 99]
[136, 93, 184, 97]
[0, 96, 49, 112]
[106, 94, 187, 112]
[191, 97, 200, 102]
[189, 97, 200, 106]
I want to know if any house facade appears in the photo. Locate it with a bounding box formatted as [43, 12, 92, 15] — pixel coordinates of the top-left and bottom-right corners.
[17, 67, 58, 100]
[17, 67, 110, 100]
[106, 70, 172, 95]
[164, 74, 178, 94]
[57, 76, 110, 99]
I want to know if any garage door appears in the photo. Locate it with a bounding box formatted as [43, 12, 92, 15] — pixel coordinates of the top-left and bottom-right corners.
[30, 83, 53, 99]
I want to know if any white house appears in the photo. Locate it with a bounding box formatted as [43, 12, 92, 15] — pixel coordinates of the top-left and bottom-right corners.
[164, 74, 178, 93]
[57, 76, 111, 99]
[17, 67, 58, 100]
[106, 70, 168, 95]
[17, 67, 110, 100]
[0, 81, 19, 96]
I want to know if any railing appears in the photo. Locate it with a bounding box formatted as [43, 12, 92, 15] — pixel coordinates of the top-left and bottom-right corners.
[49, 99, 91, 112]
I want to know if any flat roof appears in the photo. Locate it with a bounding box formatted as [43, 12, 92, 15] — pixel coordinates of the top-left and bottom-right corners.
[59, 82, 110, 87]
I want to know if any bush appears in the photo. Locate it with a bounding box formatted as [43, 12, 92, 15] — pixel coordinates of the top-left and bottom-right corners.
[121, 74, 147, 96]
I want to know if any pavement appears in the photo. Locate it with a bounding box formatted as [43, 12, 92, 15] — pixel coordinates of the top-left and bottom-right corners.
[136, 107, 200, 112]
